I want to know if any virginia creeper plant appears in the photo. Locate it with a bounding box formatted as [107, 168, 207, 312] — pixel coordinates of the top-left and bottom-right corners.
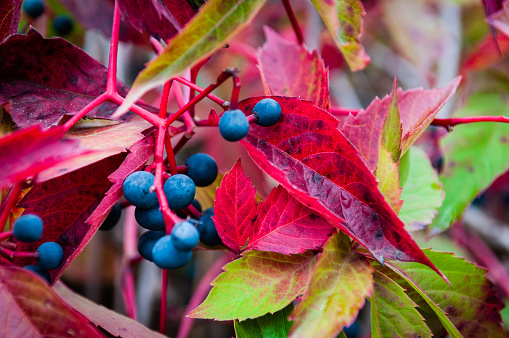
[1, 0, 509, 337]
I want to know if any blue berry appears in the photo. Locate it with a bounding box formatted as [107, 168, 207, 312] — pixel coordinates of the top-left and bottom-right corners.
[219, 109, 249, 142]
[23, 0, 44, 19]
[123, 171, 158, 209]
[138, 231, 165, 261]
[100, 203, 122, 231]
[135, 206, 165, 231]
[152, 235, 192, 269]
[23, 265, 50, 283]
[163, 174, 196, 210]
[185, 153, 218, 187]
[197, 215, 221, 246]
[37, 242, 64, 270]
[253, 98, 282, 127]
[13, 214, 43, 242]
[204, 207, 214, 216]
[53, 15, 73, 35]
[171, 221, 199, 251]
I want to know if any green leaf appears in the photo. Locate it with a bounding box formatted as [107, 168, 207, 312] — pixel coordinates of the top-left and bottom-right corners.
[234, 303, 294, 338]
[381, 79, 402, 162]
[384, 249, 505, 337]
[289, 233, 373, 337]
[399, 147, 444, 232]
[115, 0, 266, 117]
[370, 269, 431, 338]
[309, 0, 370, 71]
[188, 251, 315, 321]
[432, 93, 509, 232]
[376, 143, 403, 213]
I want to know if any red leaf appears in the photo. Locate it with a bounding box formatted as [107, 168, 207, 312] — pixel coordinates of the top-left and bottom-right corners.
[0, 126, 89, 189]
[245, 185, 335, 255]
[258, 27, 330, 111]
[118, 0, 196, 41]
[239, 96, 442, 276]
[0, 29, 157, 128]
[0, 266, 103, 337]
[213, 158, 257, 254]
[0, 0, 22, 41]
[13, 154, 126, 283]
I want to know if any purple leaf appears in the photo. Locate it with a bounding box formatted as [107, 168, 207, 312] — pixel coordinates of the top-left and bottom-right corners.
[0, 0, 22, 41]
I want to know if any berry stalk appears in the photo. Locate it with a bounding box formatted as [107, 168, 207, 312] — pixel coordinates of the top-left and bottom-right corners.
[431, 116, 509, 131]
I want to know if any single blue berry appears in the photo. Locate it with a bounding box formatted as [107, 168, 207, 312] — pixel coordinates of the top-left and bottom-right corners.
[219, 109, 249, 142]
[53, 15, 73, 35]
[100, 203, 122, 231]
[253, 98, 282, 127]
[23, 265, 50, 283]
[176, 199, 202, 218]
[197, 215, 221, 246]
[185, 153, 218, 187]
[123, 171, 158, 209]
[37, 242, 64, 270]
[135, 205, 165, 231]
[152, 235, 192, 269]
[138, 231, 165, 261]
[163, 174, 196, 210]
[13, 214, 43, 242]
[204, 207, 214, 216]
[23, 0, 44, 19]
[171, 221, 199, 251]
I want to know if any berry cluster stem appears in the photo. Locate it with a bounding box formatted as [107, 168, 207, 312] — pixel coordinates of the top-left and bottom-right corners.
[282, 0, 304, 45]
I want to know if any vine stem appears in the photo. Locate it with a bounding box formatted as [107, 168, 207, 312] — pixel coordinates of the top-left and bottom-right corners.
[330, 107, 360, 116]
[0, 231, 12, 242]
[121, 206, 139, 320]
[431, 116, 509, 131]
[0, 182, 22, 232]
[0, 246, 39, 260]
[174, 76, 225, 108]
[282, 0, 304, 45]
[176, 253, 233, 338]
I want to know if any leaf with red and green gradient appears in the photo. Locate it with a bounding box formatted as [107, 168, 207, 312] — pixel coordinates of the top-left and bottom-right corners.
[53, 281, 166, 338]
[370, 269, 431, 338]
[188, 250, 315, 321]
[376, 144, 402, 214]
[115, 0, 266, 118]
[0, 29, 157, 129]
[0, 0, 21, 41]
[245, 185, 335, 255]
[399, 147, 443, 232]
[258, 27, 330, 111]
[238, 96, 442, 276]
[384, 250, 505, 337]
[0, 126, 89, 189]
[37, 119, 152, 183]
[213, 159, 257, 254]
[289, 233, 373, 337]
[381, 79, 402, 162]
[432, 93, 509, 233]
[460, 33, 509, 74]
[309, 0, 370, 71]
[234, 303, 294, 338]
[117, 0, 197, 41]
[13, 154, 125, 283]
[0, 266, 103, 337]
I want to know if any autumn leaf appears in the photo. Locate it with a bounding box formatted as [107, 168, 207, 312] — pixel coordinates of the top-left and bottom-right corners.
[188, 250, 315, 321]
[290, 233, 373, 337]
[234, 303, 294, 338]
[0, 0, 22, 41]
[376, 144, 402, 214]
[258, 27, 330, 111]
[239, 96, 442, 276]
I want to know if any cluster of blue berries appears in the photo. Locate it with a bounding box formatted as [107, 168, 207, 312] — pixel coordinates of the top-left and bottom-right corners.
[219, 98, 282, 142]
[23, 0, 73, 35]
[12, 214, 64, 283]
[123, 153, 222, 269]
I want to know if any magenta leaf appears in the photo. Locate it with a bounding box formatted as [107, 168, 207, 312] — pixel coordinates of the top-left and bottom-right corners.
[13, 154, 126, 283]
[0, 266, 103, 337]
[213, 158, 257, 254]
[245, 185, 335, 255]
[0, 126, 90, 189]
[118, 0, 197, 40]
[0, 0, 22, 41]
[258, 27, 330, 111]
[239, 96, 442, 276]
[0, 29, 158, 128]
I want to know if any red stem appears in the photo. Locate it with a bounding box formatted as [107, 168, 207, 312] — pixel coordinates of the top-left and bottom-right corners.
[189, 58, 211, 117]
[246, 114, 258, 124]
[105, 0, 121, 96]
[160, 269, 169, 334]
[173, 76, 225, 108]
[0, 231, 12, 242]
[176, 253, 232, 338]
[282, 0, 304, 45]
[330, 107, 360, 116]
[0, 246, 39, 260]
[229, 70, 241, 110]
[0, 182, 22, 232]
[121, 206, 139, 319]
[431, 116, 509, 131]
[62, 94, 108, 133]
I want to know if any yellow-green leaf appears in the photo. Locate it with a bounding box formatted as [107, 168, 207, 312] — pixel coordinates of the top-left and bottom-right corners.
[376, 143, 403, 213]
